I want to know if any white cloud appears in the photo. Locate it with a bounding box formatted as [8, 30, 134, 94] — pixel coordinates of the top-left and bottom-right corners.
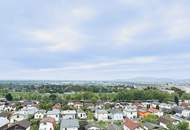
[112, 0, 190, 46]
[113, 21, 151, 45]
[28, 26, 86, 52]
[23, 5, 96, 52]
[71, 6, 96, 20]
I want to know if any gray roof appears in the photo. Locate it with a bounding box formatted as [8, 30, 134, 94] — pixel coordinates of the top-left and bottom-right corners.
[109, 109, 123, 114]
[61, 119, 79, 128]
[0, 117, 9, 127]
[107, 124, 122, 130]
[47, 109, 60, 115]
[85, 124, 100, 129]
[7, 119, 30, 129]
[143, 122, 163, 129]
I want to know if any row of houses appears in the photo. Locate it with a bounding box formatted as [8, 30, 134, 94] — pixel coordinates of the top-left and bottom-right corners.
[1, 99, 190, 130]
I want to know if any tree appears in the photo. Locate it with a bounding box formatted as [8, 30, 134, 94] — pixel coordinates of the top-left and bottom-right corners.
[142, 114, 159, 124]
[174, 96, 179, 105]
[177, 122, 189, 130]
[87, 111, 94, 120]
[167, 121, 189, 130]
[5, 93, 13, 101]
[49, 94, 57, 101]
[171, 87, 185, 97]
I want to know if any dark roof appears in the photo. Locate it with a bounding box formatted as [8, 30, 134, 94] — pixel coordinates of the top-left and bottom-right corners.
[143, 122, 163, 130]
[160, 116, 175, 124]
[107, 124, 122, 130]
[6, 120, 30, 130]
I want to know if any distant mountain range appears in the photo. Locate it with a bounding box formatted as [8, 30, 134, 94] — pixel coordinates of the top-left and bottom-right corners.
[0, 78, 190, 85]
[117, 77, 190, 84]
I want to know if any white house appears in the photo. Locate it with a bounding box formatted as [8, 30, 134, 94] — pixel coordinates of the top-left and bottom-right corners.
[109, 109, 124, 121]
[62, 110, 76, 119]
[4, 104, 16, 112]
[60, 119, 79, 130]
[182, 109, 190, 118]
[0, 117, 9, 130]
[10, 111, 28, 123]
[0, 104, 5, 112]
[94, 109, 108, 121]
[123, 118, 143, 130]
[34, 110, 46, 119]
[123, 106, 137, 119]
[21, 106, 39, 115]
[159, 103, 173, 110]
[77, 111, 87, 119]
[39, 117, 55, 130]
[47, 109, 61, 123]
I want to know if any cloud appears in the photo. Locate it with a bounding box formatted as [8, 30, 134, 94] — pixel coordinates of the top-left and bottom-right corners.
[112, 0, 190, 46]
[22, 5, 96, 52]
[27, 26, 86, 52]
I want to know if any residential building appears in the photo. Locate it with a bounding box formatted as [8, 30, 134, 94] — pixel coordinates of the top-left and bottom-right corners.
[123, 118, 143, 130]
[34, 110, 46, 119]
[39, 117, 56, 130]
[60, 119, 79, 130]
[109, 109, 124, 121]
[0, 117, 9, 130]
[123, 106, 137, 119]
[94, 109, 108, 121]
[62, 110, 76, 119]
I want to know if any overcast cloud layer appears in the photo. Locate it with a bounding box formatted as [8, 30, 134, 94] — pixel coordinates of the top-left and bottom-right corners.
[0, 0, 190, 80]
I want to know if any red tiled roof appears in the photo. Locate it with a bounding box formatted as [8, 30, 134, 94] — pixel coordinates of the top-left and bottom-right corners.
[148, 108, 159, 113]
[124, 118, 140, 130]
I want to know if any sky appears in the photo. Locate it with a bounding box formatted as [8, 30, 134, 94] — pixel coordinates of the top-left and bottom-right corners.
[0, 0, 190, 80]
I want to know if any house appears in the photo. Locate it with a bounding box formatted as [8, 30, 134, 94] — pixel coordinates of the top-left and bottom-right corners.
[85, 124, 100, 130]
[52, 103, 62, 110]
[62, 110, 77, 119]
[107, 124, 122, 130]
[60, 119, 79, 130]
[10, 111, 28, 123]
[123, 118, 143, 130]
[123, 106, 137, 119]
[39, 117, 56, 130]
[180, 102, 189, 108]
[19, 100, 39, 108]
[0, 112, 11, 119]
[73, 102, 83, 109]
[109, 109, 124, 121]
[148, 108, 163, 117]
[47, 109, 61, 123]
[138, 109, 151, 118]
[34, 110, 46, 119]
[21, 106, 39, 115]
[77, 111, 87, 119]
[6, 119, 30, 130]
[4, 104, 16, 112]
[182, 109, 190, 118]
[0, 104, 5, 112]
[115, 103, 124, 109]
[159, 103, 173, 110]
[94, 109, 108, 121]
[143, 122, 163, 130]
[160, 116, 179, 129]
[0, 117, 9, 130]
